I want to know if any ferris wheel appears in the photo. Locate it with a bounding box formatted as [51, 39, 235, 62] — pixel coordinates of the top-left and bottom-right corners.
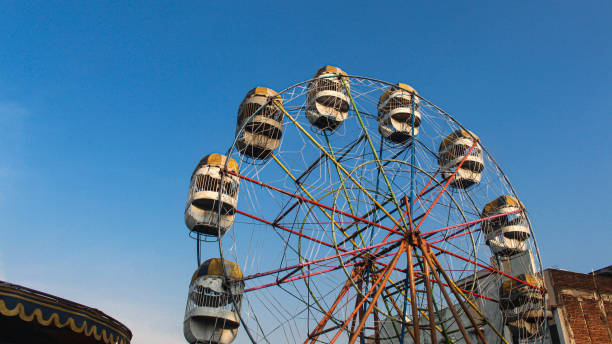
[182, 66, 548, 344]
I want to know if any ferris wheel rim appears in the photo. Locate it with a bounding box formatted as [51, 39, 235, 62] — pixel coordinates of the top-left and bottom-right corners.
[225, 73, 545, 281]
[198, 74, 547, 344]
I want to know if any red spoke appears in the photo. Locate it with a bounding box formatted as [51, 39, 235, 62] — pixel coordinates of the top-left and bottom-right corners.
[420, 209, 524, 238]
[236, 209, 343, 252]
[229, 170, 401, 235]
[239, 237, 404, 283]
[411, 140, 479, 233]
[336, 171, 441, 248]
[428, 243, 545, 292]
[420, 272, 498, 303]
[244, 250, 401, 293]
[372, 253, 499, 306]
[245, 260, 360, 292]
[330, 244, 406, 344]
[428, 227, 481, 244]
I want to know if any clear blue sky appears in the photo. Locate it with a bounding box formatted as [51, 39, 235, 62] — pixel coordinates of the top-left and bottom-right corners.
[1, 2, 610, 343]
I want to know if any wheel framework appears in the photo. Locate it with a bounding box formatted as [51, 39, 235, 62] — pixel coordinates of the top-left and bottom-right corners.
[184, 71, 548, 344]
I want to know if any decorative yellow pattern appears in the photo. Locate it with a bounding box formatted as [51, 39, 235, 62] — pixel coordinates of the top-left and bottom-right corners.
[0, 298, 129, 344]
[378, 83, 419, 105]
[191, 258, 243, 282]
[439, 129, 479, 150]
[246, 86, 284, 106]
[199, 153, 239, 173]
[501, 274, 542, 294]
[483, 195, 525, 215]
[314, 65, 347, 77]
[207, 258, 243, 279]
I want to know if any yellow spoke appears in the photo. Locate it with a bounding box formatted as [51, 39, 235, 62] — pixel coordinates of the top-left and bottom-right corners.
[273, 100, 405, 233]
[271, 154, 361, 249]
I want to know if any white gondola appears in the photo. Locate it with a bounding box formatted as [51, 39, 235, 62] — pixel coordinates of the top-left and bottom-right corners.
[482, 195, 531, 256]
[236, 87, 284, 160]
[438, 129, 484, 188]
[306, 65, 350, 130]
[185, 154, 240, 237]
[184, 258, 244, 344]
[377, 83, 421, 143]
[499, 274, 547, 338]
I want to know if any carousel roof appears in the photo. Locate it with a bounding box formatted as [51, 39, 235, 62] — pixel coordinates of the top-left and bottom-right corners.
[0, 280, 132, 344]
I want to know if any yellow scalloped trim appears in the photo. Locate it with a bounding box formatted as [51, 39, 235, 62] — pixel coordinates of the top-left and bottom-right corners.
[0, 299, 129, 344]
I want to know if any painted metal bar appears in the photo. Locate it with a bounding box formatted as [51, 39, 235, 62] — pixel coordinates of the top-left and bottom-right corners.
[239, 236, 403, 282]
[383, 287, 416, 340]
[428, 227, 481, 245]
[306, 265, 365, 344]
[246, 259, 358, 293]
[429, 244, 546, 292]
[296, 134, 365, 185]
[273, 100, 406, 233]
[337, 169, 439, 242]
[430, 249, 509, 344]
[399, 196, 413, 343]
[271, 154, 364, 249]
[345, 243, 407, 344]
[272, 199, 301, 225]
[336, 170, 437, 248]
[324, 132, 367, 247]
[228, 170, 401, 235]
[329, 243, 406, 344]
[341, 80, 411, 234]
[417, 240, 473, 344]
[373, 306, 381, 344]
[236, 208, 344, 252]
[423, 254, 438, 344]
[244, 250, 399, 293]
[412, 140, 478, 233]
[427, 244, 488, 343]
[351, 274, 365, 340]
[420, 208, 524, 238]
[408, 245, 420, 344]
[379, 262, 499, 303]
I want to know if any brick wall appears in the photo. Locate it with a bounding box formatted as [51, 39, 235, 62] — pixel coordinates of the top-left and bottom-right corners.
[546, 269, 612, 344]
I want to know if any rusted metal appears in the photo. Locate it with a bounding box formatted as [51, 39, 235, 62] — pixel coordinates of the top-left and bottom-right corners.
[429, 247, 487, 343]
[228, 170, 401, 235]
[407, 245, 420, 344]
[412, 140, 479, 233]
[346, 243, 406, 344]
[327, 243, 405, 344]
[383, 287, 415, 341]
[373, 306, 381, 344]
[430, 243, 545, 292]
[422, 252, 438, 344]
[349, 273, 365, 335]
[306, 264, 365, 344]
[418, 240, 473, 344]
